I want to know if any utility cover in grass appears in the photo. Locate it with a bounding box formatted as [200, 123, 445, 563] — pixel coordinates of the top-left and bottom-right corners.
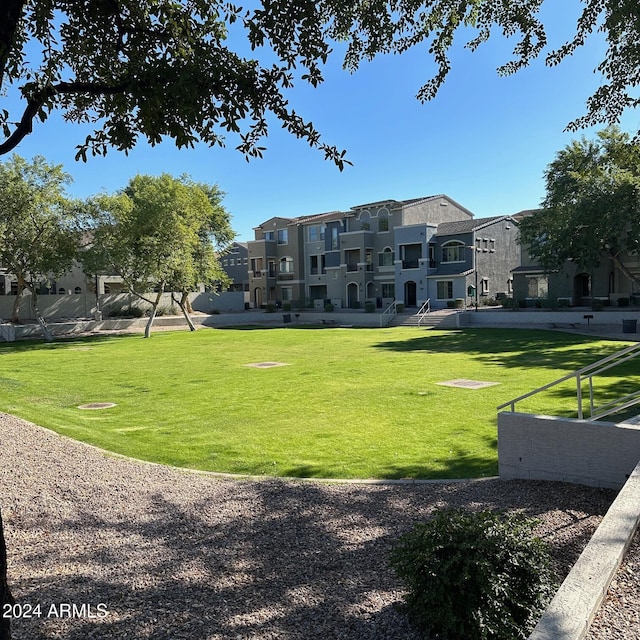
[77, 403, 118, 410]
[244, 362, 289, 369]
[436, 379, 500, 390]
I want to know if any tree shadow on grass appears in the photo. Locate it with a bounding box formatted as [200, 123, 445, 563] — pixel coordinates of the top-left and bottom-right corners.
[0, 333, 134, 354]
[6, 453, 617, 640]
[374, 329, 635, 376]
[281, 435, 499, 481]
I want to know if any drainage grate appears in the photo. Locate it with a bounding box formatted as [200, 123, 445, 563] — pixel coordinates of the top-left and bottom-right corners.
[436, 379, 500, 390]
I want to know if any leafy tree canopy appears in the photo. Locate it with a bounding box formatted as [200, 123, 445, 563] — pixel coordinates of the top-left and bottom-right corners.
[1, 1, 638, 166]
[84, 173, 234, 336]
[0, 154, 79, 330]
[519, 126, 640, 287]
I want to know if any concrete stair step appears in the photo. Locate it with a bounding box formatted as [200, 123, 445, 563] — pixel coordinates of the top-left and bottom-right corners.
[392, 309, 459, 328]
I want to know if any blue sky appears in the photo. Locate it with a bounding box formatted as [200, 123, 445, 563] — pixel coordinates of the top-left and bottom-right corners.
[5, 2, 639, 241]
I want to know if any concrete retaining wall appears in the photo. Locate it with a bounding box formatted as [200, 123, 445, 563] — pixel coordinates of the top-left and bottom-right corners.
[498, 412, 640, 489]
[0, 291, 245, 321]
[458, 309, 640, 331]
[529, 459, 640, 640]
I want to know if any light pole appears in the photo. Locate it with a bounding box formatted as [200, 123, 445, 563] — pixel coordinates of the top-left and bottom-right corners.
[467, 245, 478, 311]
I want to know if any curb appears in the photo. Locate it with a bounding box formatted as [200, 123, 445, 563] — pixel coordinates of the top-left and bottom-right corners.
[529, 459, 640, 639]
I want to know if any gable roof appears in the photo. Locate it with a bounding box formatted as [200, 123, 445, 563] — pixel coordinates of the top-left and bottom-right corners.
[293, 210, 347, 225]
[436, 215, 517, 236]
[350, 194, 463, 211]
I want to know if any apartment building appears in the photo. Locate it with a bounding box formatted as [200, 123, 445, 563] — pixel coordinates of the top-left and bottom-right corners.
[247, 195, 520, 310]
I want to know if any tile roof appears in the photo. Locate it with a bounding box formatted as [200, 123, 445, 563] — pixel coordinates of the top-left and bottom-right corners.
[350, 195, 444, 210]
[292, 210, 348, 225]
[436, 215, 516, 236]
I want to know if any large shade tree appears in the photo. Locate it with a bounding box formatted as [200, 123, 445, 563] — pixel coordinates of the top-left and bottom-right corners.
[0, 155, 80, 339]
[519, 126, 640, 289]
[2, 1, 640, 637]
[0, 1, 639, 168]
[84, 174, 233, 338]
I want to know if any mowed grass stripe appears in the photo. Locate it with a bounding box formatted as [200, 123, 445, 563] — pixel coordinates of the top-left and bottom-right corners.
[0, 327, 635, 479]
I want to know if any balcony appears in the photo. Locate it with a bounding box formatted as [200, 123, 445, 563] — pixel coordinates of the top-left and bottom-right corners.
[346, 263, 359, 272]
[402, 259, 420, 269]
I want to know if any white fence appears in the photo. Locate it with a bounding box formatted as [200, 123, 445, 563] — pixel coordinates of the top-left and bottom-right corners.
[0, 291, 245, 321]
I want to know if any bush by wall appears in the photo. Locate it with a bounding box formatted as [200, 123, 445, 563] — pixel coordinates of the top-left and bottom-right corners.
[389, 508, 553, 640]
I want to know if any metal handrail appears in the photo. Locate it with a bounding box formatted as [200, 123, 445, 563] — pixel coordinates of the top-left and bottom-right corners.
[497, 342, 640, 419]
[417, 299, 431, 326]
[380, 300, 398, 327]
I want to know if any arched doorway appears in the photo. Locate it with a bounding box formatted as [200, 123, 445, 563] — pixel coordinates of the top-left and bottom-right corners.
[574, 273, 591, 306]
[366, 282, 376, 301]
[404, 281, 417, 307]
[346, 282, 359, 308]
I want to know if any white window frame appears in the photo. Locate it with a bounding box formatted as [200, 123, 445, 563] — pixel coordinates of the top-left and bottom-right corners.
[436, 280, 454, 300]
[279, 256, 294, 274]
[441, 241, 465, 263]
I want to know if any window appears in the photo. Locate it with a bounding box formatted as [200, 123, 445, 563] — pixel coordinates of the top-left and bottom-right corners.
[58, 287, 66, 294]
[378, 216, 389, 232]
[378, 247, 394, 267]
[481, 278, 489, 295]
[279, 257, 294, 273]
[507, 278, 513, 294]
[382, 283, 395, 298]
[527, 276, 548, 298]
[277, 229, 288, 244]
[442, 241, 465, 263]
[308, 225, 325, 242]
[331, 227, 339, 250]
[436, 280, 453, 299]
[229, 258, 235, 266]
[281, 286, 292, 301]
[74, 286, 82, 294]
[264, 231, 275, 241]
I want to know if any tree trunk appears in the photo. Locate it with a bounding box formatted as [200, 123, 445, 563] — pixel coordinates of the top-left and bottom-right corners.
[10, 283, 25, 324]
[173, 292, 196, 331]
[0, 507, 14, 640]
[143, 288, 164, 338]
[29, 288, 53, 342]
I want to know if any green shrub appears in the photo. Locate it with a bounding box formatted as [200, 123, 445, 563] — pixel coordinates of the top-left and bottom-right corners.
[364, 301, 375, 313]
[156, 305, 179, 317]
[324, 303, 334, 312]
[618, 297, 629, 307]
[558, 298, 570, 309]
[351, 300, 361, 309]
[389, 508, 554, 640]
[108, 306, 144, 318]
[265, 303, 276, 313]
[282, 302, 291, 312]
[396, 303, 405, 313]
[592, 298, 604, 311]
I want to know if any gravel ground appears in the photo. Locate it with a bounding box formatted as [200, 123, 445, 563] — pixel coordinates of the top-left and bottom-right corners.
[0, 412, 629, 640]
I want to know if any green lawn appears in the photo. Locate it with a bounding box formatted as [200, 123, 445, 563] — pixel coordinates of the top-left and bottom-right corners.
[0, 327, 635, 479]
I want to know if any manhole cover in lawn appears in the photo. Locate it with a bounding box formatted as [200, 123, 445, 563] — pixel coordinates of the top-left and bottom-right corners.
[244, 362, 289, 369]
[77, 402, 117, 410]
[436, 379, 500, 390]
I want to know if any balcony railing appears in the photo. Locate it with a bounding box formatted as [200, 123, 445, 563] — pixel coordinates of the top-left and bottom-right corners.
[346, 263, 359, 272]
[402, 259, 420, 269]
